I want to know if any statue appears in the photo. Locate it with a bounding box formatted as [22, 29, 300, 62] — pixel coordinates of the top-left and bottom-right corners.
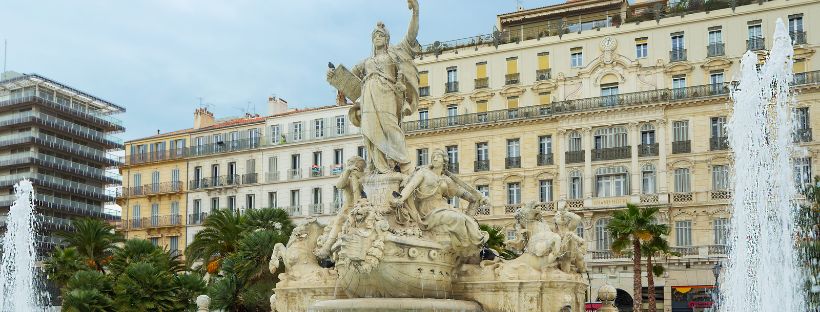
[270, 219, 335, 285]
[327, 0, 420, 174]
[507, 202, 562, 273]
[554, 206, 588, 274]
[333, 199, 389, 275]
[315, 156, 365, 259]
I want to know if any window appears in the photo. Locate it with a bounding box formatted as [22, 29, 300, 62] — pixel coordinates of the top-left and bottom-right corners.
[672, 75, 686, 98]
[506, 229, 517, 242]
[171, 168, 180, 190]
[246, 194, 255, 210]
[193, 167, 202, 188]
[568, 131, 582, 152]
[569, 170, 583, 199]
[358, 146, 367, 160]
[675, 220, 692, 246]
[748, 24, 762, 40]
[313, 151, 322, 167]
[171, 201, 179, 224]
[506, 57, 518, 74]
[335, 116, 346, 135]
[447, 105, 458, 125]
[796, 107, 810, 131]
[595, 219, 611, 250]
[600, 83, 619, 107]
[290, 190, 300, 208]
[291, 154, 300, 169]
[211, 164, 219, 186]
[671, 33, 685, 50]
[271, 125, 281, 144]
[596, 166, 628, 197]
[538, 135, 552, 155]
[570, 48, 583, 68]
[673, 121, 689, 141]
[507, 182, 521, 205]
[151, 203, 159, 226]
[475, 61, 487, 79]
[312, 188, 323, 214]
[227, 162, 237, 184]
[711, 117, 726, 138]
[506, 96, 519, 118]
[477, 185, 490, 198]
[476, 100, 488, 122]
[538, 92, 551, 106]
[150, 238, 159, 246]
[333, 187, 343, 211]
[334, 149, 344, 166]
[712, 165, 729, 191]
[314, 118, 325, 138]
[228, 196, 236, 211]
[640, 124, 656, 145]
[576, 225, 584, 239]
[638, 164, 654, 194]
[635, 38, 648, 58]
[708, 28, 724, 56]
[132, 204, 141, 227]
[418, 109, 429, 129]
[593, 127, 628, 149]
[476, 142, 489, 161]
[708, 29, 723, 45]
[539, 180, 553, 203]
[151, 171, 160, 192]
[506, 139, 520, 158]
[292, 122, 303, 141]
[268, 191, 278, 208]
[710, 71, 725, 93]
[714, 218, 729, 245]
[795, 157, 812, 186]
[447, 196, 460, 208]
[789, 15, 804, 33]
[446, 145, 458, 169]
[211, 197, 219, 211]
[169, 236, 179, 254]
[193, 199, 201, 217]
[674, 168, 691, 193]
[447, 67, 458, 83]
[417, 148, 429, 166]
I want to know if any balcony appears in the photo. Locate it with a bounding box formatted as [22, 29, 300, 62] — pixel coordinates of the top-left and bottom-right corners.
[537, 154, 554, 166]
[122, 215, 182, 230]
[121, 181, 183, 198]
[504, 73, 520, 85]
[0, 152, 120, 184]
[0, 94, 124, 131]
[592, 146, 630, 161]
[287, 205, 302, 216]
[288, 169, 302, 180]
[419, 86, 430, 97]
[707, 43, 725, 57]
[504, 204, 522, 215]
[187, 213, 208, 225]
[672, 140, 691, 154]
[671, 192, 693, 203]
[242, 173, 258, 184]
[747, 37, 765, 51]
[536, 69, 551, 81]
[266, 172, 280, 182]
[505, 157, 521, 169]
[310, 203, 325, 215]
[791, 31, 807, 45]
[447, 162, 459, 174]
[0, 172, 114, 201]
[669, 48, 687, 62]
[710, 136, 729, 151]
[638, 143, 659, 157]
[794, 128, 812, 143]
[708, 244, 728, 255]
[474, 160, 490, 172]
[330, 165, 344, 176]
[445, 81, 459, 93]
[474, 77, 489, 89]
[710, 190, 732, 200]
[310, 166, 325, 178]
[565, 151, 584, 164]
[188, 175, 240, 191]
[671, 246, 699, 256]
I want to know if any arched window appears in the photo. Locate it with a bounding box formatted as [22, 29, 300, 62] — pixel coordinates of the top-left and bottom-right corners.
[594, 126, 628, 149]
[595, 166, 628, 197]
[569, 170, 583, 199]
[595, 218, 612, 250]
[641, 163, 656, 194]
[567, 131, 582, 152]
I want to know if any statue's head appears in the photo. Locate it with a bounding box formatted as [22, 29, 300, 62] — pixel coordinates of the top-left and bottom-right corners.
[431, 148, 447, 169]
[346, 155, 366, 171]
[372, 22, 390, 52]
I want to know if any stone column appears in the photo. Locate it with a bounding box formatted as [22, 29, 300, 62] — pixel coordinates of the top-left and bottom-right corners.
[658, 119, 669, 197]
[583, 127, 593, 199]
[629, 122, 640, 196]
[557, 129, 567, 201]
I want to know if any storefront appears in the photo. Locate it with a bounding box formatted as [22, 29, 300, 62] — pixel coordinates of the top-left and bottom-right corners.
[671, 285, 716, 312]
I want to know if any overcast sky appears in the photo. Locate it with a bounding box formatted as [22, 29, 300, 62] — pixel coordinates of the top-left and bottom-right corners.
[2, 0, 560, 140]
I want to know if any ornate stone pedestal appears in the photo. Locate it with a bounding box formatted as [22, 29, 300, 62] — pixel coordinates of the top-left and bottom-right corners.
[309, 298, 483, 312]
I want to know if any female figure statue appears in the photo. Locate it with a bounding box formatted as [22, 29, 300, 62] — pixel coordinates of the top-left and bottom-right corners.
[327, 0, 420, 174]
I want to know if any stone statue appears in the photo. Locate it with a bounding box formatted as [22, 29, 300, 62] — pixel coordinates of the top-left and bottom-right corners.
[315, 156, 365, 259]
[195, 295, 210, 312]
[333, 199, 389, 274]
[391, 149, 488, 255]
[327, 0, 420, 174]
[270, 219, 335, 284]
[554, 206, 588, 273]
[508, 202, 563, 272]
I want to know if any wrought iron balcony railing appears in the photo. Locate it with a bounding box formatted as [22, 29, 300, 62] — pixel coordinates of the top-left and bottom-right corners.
[242, 173, 258, 184]
[121, 181, 183, 197]
[670, 48, 687, 62]
[310, 166, 325, 178]
[747, 37, 765, 51]
[672, 140, 691, 154]
[0, 172, 115, 201]
[791, 31, 807, 45]
[536, 69, 551, 81]
[287, 205, 302, 216]
[0, 131, 122, 166]
[122, 215, 182, 230]
[474, 160, 490, 172]
[710, 136, 729, 151]
[638, 143, 659, 157]
[187, 213, 209, 225]
[592, 146, 630, 161]
[505, 157, 521, 169]
[0, 152, 120, 184]
[288, 169, 302, 180]
[445, 81, 459, 93]
[505, 73, 520, 85]
[0, 95, 124, 130]
[537, 153, 554, 166]
[310, 203, 325, 215]
[794, 127, 812, 143]
[565, 151, 584, 164]
[474, 78, 489, 89]
[0, 194, 119, 220]
[188, 174, 241, 191]
[707, 43, 725, 57]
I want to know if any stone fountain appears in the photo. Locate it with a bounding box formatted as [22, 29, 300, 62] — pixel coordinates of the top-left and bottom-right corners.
[268, 1, 588, 311]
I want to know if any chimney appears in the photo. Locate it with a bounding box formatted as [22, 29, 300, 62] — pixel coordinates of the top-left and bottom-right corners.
[194, 107, 215, 129]
[268, 96, 288, 115]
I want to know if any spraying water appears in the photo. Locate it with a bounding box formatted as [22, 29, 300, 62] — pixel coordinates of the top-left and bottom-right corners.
[721, 19, 806, 311]
[0, 180, 41, 311]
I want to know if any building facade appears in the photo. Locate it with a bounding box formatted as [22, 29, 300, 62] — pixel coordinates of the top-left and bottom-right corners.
[405, 0, 818, 310]
[0, 72, 124, 249]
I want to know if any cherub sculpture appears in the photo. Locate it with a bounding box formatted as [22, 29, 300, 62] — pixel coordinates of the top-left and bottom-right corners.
[315, 156, 365, 259]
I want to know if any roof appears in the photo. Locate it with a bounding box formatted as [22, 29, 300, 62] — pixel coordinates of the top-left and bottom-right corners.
[0, 73, 126, 113]
[498, 0, 625, 26]
[125, 128, 194, 144]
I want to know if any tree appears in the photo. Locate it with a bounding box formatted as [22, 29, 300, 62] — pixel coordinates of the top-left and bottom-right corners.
[61, 270, 114, 312]
[798, 177, 820, 308]
[640, 225, 677, 312]
[58, 218, 122, 273]
[608, 203, 661, 311]
[185, 208, 246, 271]
[43, 246, 85, 289]
[478, 224, 517, 260]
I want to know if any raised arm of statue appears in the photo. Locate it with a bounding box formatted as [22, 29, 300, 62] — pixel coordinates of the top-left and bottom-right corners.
[405, 0, 419, 45]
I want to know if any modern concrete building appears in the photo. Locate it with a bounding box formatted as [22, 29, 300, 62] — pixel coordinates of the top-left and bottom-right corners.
[0, 71, 125, 249]
[404, 0, 818, 310]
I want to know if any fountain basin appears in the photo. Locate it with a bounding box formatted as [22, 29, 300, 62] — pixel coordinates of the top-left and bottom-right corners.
[309, 298, 483, 312]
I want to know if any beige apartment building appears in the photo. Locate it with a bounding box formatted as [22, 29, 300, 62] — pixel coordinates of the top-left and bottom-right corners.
[405, 0, 818, 310]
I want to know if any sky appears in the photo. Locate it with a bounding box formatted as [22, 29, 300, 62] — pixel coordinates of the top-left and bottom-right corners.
[1, 0, 561, 141]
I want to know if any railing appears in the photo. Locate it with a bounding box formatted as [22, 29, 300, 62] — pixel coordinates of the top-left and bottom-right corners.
[119, 215, 182, 230]
[445, 81, 459, 93]
[707, 43, 725, 57]
[536, 69, 551, 81]
[708, 244, 728, 255]
[535, 201, 555, 212]
[505, 73, 520, 85]
[188, 175, 241, 191]
[537, 153, 554, 166]
[287, 205, 302, 216]
[638, 143, 659, 157]
[670, 48, 687, 62]
[671, 246, 699, 256]
[474, 160, 490, 172]
[794, 128, 812, 143]
[505, 156, 521, 169]
[0, 173, 114, 201]
[710, 190, 732, 200]
[566, 199, 584, 209]
[791, 31, 807, 45]
[710, 136, 729, 151]
[591, 250, 625, 260]
[288, 169, 302, 180]
[640, 194, 659, 204]
[504, 204, 521, 214]
[0, 194, 118, 220]
[565, 151, 584, 164]
[0, 95, 123, 129]
[0, 111, 123, 147]
[0, 152, 120, 184]
[474, 78, 489, 89]
[671, 192, 693, 203]
[419, 86, 430, 97]
[747, 37, 765, 51]
[310, 203, 324, 215]
[330, 165, 344, 176]
[672, 140, 691, 154]
[121, 181, 182, 197]
[447, 162, 459, 174]
[475, 205, 491, 216]
[310, 166, 325, 178]
[242, 173, 258, 184]
[0, 131, 121, 166]
[266, 172, 280, 182]
[592, 146, 630, 161]
[187, 213, 208, 225]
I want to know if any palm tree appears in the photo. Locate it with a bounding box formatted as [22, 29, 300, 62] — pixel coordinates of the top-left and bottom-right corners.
[61, 270, 114, 312]
[608, 203, 661, 311]
[478, 224, 517, 260]
[185, 208, 246, 271]
[58, 218, 122, 273]
[44, 246, 85, 288]
[113, 262, 181, 311]
[640, 224, 676, 312]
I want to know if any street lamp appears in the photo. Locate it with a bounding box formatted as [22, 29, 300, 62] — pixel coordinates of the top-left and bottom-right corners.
[712, 262, 722, 309]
